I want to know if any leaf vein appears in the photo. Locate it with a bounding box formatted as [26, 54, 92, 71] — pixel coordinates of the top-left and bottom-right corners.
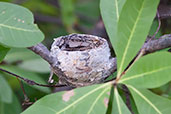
[87, 87, 110, 114]
[57, 82, 112, 114]
[115, 88, 122, 114]
[0, 24, 39, 32]
[128, 85, 162, 114]
[117, 1, 145, 77]
[114, 0, 119, 20]
[120, 66, 171, 83]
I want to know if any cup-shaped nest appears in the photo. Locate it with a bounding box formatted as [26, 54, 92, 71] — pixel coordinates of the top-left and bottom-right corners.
[50, 34, 115, 87]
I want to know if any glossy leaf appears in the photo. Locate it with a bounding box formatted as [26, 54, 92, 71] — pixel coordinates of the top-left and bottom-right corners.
[22, 83, 112, 114]
[116, 0, 160, 76]
[0, 2, 44, 47]
[0, 45, 9, 62]
[128, 85, 171, 114]
[100, 0, 126, 51]
[112, 87, 131, 114]
[0, 65, 51, 93]
[0, 75, 12, 103]
[119, 52, 171, 88]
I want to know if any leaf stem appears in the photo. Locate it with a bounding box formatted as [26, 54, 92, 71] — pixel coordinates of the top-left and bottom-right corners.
[0, 67, 66, 88]
[152, 9, 161, 39]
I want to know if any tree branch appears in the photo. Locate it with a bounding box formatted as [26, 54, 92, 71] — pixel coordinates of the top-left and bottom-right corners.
[143, 34, 171, 54]
[28, 43, 55, 65]
[28, 34, 171, 77]
[152, 10, 161, 39]
[0, 67, 66, 87]
[115, 34, 171, 74]
[158, 4, 171, 19]
[0, 34, 170, 89]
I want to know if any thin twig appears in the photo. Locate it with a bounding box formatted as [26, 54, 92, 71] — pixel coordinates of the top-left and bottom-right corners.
[124, 49, 145, 75]
[53, 86, 75, 92]
[142, 34, 171, 54]
[16, 78, 34, 105]
[1, 34, 171, 89]
[152, 10, 161, 39]
[28, 34, 171, 83]
[29, 34, 171, 79]
[116, 49, 145, 81]
[16, 78, 29, 100]
[0, 68, 66, 87]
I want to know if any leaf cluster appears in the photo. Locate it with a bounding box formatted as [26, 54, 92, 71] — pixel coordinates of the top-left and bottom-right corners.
[0, 1, 170, 114]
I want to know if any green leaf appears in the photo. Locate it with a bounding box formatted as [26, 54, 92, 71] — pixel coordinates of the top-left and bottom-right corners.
[4, 48, 40, 62]
[116, 0, 160, 76]
[59, 0, 77, 32]
[0, 74, 12, 103]
[112, 87, 131, 114]
[159, 82, 171, 98]
[18, 58, 50, 73]
[22, 83, 112, 114]
[0, 2, 44, 47]
[0, 94, 21, 114]
[100, 0, 126, 51]
[119, 52, 171, 88]
[118, 87, 139, 114]
[0, 44, 9, 62]
[128, 85, 171, 114]
[0, 65, 51, 93]
[106, 86, 114, 114]
[4, 48, 50, 73]
[76, 0, 100, 20]
[23, 0, 58, 15]
[105, 72, 117, 82]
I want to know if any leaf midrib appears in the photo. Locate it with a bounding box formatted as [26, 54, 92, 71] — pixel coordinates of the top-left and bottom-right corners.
[87, 87, 110, 114]
[0, 24, 39, 32]
[115, 88, 122, 114]
[117, 1, 145, 77]
[57, 82, 112, 114]
[128, 85, 162, 114]
[119, 66, 171, 83]
[114, 0, 119, 20]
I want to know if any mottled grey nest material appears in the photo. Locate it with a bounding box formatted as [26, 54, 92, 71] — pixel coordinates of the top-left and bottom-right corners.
[50, 34, 115, 87]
